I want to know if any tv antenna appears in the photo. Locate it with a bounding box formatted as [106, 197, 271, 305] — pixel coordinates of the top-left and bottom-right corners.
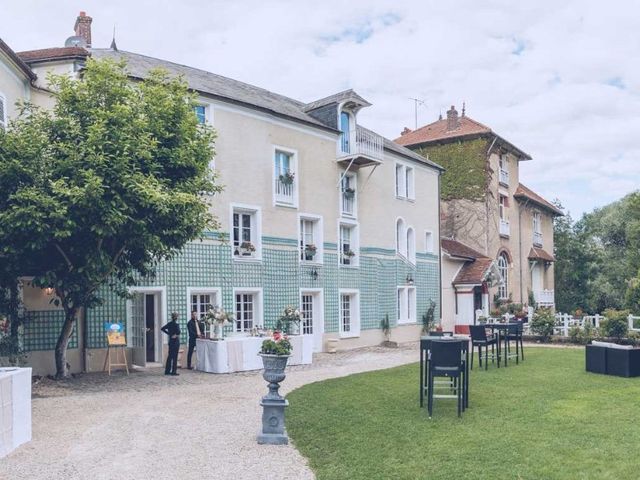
[408, 97, 426, 129]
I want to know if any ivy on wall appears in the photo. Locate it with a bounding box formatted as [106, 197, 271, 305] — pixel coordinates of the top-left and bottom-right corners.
[415, 138, 489, 202]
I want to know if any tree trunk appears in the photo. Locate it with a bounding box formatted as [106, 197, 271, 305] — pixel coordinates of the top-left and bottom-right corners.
[54, 308, 77, 379]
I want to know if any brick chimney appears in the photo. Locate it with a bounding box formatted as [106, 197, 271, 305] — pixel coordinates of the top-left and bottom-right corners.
[446, 105, 459, 131]
[400, 127, 412, 136]
[74, 11, 92, 47]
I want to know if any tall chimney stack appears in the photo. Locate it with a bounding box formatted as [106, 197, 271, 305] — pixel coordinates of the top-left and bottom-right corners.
[446, 105, 459, 131]
[74, 11, 92, 47]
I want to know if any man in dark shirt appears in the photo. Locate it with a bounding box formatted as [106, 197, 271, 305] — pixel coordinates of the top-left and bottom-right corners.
[186, 310, 204, 369]
[161, 312, 181, 376]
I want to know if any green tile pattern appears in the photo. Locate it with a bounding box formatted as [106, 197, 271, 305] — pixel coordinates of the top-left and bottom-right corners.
[23, 310, 78, 351]
[27, 234, 440, 350]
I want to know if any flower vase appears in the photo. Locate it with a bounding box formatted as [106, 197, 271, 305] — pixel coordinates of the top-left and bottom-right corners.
[214, 323, 224, 340]
[257, 353, 290, 445]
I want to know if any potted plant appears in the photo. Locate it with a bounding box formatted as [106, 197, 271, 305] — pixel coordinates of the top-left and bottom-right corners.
[279, 171, 295, 185]
[239, 241, 256, 256]
[343, 186, 355, 199]
[259, 332, 293, 393]
[304, 243, 317, 260]
[276, 306, 302, 335]
[343, 249, 356, 259]
[204, 306, 233, 339]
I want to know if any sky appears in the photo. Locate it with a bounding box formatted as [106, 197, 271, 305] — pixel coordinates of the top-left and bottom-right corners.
[3, 0, 639, 218]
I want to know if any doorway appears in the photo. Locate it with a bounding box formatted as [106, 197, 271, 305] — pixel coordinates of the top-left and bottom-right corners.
[127, 287, 166, 367]
[300, 289, 324, 352]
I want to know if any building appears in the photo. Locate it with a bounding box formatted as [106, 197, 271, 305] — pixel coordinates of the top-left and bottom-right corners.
[395, 105, 562, 330]
[4, 13, 443, 375]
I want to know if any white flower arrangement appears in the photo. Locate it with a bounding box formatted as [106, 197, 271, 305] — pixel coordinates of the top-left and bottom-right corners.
[204, 306, 233, 326]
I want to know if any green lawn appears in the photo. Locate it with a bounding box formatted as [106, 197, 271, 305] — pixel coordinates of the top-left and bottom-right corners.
[287, 348, 640, 480]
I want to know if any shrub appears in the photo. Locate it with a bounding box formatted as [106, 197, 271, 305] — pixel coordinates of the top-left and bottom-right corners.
[530, 308, 556, 341]
[568, 323, 598, 345]
[600, 309, 629, 340]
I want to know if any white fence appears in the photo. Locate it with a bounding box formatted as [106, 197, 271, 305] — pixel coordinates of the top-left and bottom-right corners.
[484, 312, 640, 337]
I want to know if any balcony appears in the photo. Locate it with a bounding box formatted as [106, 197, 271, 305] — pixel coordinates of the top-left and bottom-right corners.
[533, 231, 543, 247]
[338, 126, 384, 168]
[499, 219, 510, 237]
[275, 174, 295, 206]
[535, 289, 555, 307]
[499, 168, 510, 186]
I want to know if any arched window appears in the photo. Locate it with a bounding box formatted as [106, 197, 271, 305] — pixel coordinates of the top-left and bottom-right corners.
[497, 253, 509, 299]
[407, 227, 415, 264]
[396, 218, 406, 257]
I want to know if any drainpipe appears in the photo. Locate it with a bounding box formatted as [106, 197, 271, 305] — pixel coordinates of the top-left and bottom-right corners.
[437, 170, 443, 324]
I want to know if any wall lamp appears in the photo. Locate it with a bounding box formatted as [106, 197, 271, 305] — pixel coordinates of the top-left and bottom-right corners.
[406, 274, 414, 285]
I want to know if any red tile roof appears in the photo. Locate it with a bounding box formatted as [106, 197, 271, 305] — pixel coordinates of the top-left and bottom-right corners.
[454, 257, 495, 285]
[528, 247, 555, 262]
[394, 109, 532, 160]
[0, 38, 36, 80]
[442, 239, 495, 285]
[441, 238, 485, 260]
[18, 47, 89, 63]
[515, 183, 563, 216]
[395, 116, 491, 147]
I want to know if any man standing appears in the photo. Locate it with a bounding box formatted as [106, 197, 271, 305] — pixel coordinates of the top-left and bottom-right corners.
[186, 310, 204, 369]
[161, 312, 181, 376]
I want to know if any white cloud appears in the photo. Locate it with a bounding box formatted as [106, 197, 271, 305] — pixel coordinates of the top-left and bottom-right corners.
[2, 0, 638, 217]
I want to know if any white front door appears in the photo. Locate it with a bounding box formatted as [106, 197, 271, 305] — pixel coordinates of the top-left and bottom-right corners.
[532, 262, 543, 294]
[301, 290, 324, 352]
[129, 292, 146, 367]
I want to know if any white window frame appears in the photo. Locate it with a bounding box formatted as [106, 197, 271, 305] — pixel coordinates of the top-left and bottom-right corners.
[499, 195, 508, 220]
[397, 286, 417, 324]
[339, 289, 360, 338]
[395, 162, 415, 200]
[298, 213, 324, 264]
[407, 226, 416, 264]
[396, 217, 407, 258]
[299, 288, 324, 339]
[340, 172, 357, 218]
[338, 219, 359, 267]
[533, 211, 542, 234]
[0, 92, 6, 130]
[273, 145, 299, 208]
[230, 203, 262, 261]
[425, 230, 434, 254]
[232, 288, 263, 335]
[498, 254, 509, 300]
[186, 287, 222, 318]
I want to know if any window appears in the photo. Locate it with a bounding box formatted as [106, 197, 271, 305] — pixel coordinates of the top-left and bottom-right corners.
[299, 215, 323, 263]
[194, 105, 207, 124]
[339, 290, 360, 337]
[499, 154, 509, 186]
[274, 148, 297, 207]
[425, 231, 434, 254]
[234, 290, 262, 334]
[340, 173, 357, 217]
[497, 253, 509, 299]
[231, 205, 261, 260]
[339, 222, 359, 266]
[397, 287, 417, 324]
[301, 293, 314, 335]
[533, 211, 541, 233]
[396, 218, 407, 257]
[189, 291, 219, 319]
[340, 111, 351, 153]
[499, 195, 508, 220]
[407, 227, 416, 264]
[395, 163, 415, 200]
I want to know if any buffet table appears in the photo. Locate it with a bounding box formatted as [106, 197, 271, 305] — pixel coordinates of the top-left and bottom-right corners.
[195, 335, 313, 373]
[0, 367, 31, 458]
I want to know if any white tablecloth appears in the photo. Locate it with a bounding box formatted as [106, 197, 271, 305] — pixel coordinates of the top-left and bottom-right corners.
[0, 367, 31, 458]
[196, 335, 313, 373]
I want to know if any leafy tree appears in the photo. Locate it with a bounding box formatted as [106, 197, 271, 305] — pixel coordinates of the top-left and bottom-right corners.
[0, 59, 220, 378]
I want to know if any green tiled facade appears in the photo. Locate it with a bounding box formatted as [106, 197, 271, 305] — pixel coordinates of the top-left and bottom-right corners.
[23, 234, 440, 351]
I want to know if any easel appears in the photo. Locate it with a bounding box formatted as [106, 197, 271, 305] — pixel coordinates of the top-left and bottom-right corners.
[103, 322, 129, 376]
[103, 344, 130, 376]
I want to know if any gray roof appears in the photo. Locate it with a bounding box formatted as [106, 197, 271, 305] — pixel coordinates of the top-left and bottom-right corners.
[304, 89, 371, 112]
[89, 49, 442, 171]
[90, 49, 335, 133]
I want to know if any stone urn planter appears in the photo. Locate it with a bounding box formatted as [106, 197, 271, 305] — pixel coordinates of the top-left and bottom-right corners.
[257, 353, 290, 445]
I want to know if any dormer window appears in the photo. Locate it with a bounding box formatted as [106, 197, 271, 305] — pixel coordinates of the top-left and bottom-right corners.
[340, 111, 352, 154]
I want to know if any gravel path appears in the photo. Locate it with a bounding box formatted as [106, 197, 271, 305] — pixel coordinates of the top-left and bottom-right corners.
[1, 344, 421, 480]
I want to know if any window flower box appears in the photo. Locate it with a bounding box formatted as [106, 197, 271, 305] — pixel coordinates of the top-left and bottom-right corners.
[278, 171, 295, 186]
[342, 187, 355, 200]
